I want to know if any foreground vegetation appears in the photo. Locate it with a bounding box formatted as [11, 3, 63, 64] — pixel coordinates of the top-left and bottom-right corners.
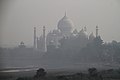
[1, 68, 120, 80]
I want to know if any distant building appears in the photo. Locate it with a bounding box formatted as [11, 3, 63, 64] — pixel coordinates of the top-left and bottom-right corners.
[18, 41, 26, 48]
[34, 13, 99, 52]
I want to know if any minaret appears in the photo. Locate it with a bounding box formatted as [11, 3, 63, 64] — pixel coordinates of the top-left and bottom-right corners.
[96, 26, 99, 37]
[36, 37, 39, 49]
[42, 26, 47, 52]
[34, 27, 37, 49]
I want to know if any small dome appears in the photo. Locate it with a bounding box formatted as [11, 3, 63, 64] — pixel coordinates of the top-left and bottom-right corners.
[79, 29, 88, 38]
[20, 41, 24, 45]
[57, 14, 74, 34]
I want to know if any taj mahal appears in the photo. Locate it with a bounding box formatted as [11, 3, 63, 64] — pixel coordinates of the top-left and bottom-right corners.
[33, 13, 99, 52]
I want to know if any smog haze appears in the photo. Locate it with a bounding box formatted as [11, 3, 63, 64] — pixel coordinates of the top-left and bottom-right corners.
[0, 0, 120, 47]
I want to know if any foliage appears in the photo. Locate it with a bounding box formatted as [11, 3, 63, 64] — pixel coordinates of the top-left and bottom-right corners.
[34, 68, 47, 79]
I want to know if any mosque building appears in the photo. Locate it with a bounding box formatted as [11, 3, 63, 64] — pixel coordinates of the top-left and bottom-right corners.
[33, 13, 99, 52]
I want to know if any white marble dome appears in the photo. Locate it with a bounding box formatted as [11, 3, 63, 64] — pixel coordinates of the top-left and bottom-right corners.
[57, 14, 74, 34]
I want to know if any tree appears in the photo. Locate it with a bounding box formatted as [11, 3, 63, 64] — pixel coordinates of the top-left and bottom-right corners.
[34, 68, 47, 79]
[88, 68, 103, 80]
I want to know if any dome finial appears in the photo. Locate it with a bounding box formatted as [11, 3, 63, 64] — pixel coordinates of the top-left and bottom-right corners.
[64, 11, 67, 17]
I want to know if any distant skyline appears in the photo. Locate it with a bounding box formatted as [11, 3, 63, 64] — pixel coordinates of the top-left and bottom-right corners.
[0, 0, 120, 47]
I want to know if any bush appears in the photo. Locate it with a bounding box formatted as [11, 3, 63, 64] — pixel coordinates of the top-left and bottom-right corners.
[34, 68, 47, 78]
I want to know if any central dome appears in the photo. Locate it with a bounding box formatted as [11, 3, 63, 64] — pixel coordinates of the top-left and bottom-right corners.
[57, 14, 74, 36]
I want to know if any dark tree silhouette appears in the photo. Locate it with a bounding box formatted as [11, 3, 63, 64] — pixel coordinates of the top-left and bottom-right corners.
[88, 68, 98, 77]
[34, 68, 47, 79]
[88, 68, 103, 80]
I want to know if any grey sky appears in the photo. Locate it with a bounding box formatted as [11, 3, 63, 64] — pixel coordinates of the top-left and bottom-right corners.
[0, 0, 120, 47]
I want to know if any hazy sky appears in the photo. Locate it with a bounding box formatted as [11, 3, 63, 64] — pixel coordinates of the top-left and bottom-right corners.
[0, 0, 120, 47]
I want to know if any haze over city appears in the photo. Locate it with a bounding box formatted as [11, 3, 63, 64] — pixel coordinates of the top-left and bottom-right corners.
[1, 1, 120, 80]
[0, 0, 120, 47]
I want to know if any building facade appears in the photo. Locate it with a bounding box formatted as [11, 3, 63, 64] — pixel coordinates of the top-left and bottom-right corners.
[34, 13, 99, 52]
